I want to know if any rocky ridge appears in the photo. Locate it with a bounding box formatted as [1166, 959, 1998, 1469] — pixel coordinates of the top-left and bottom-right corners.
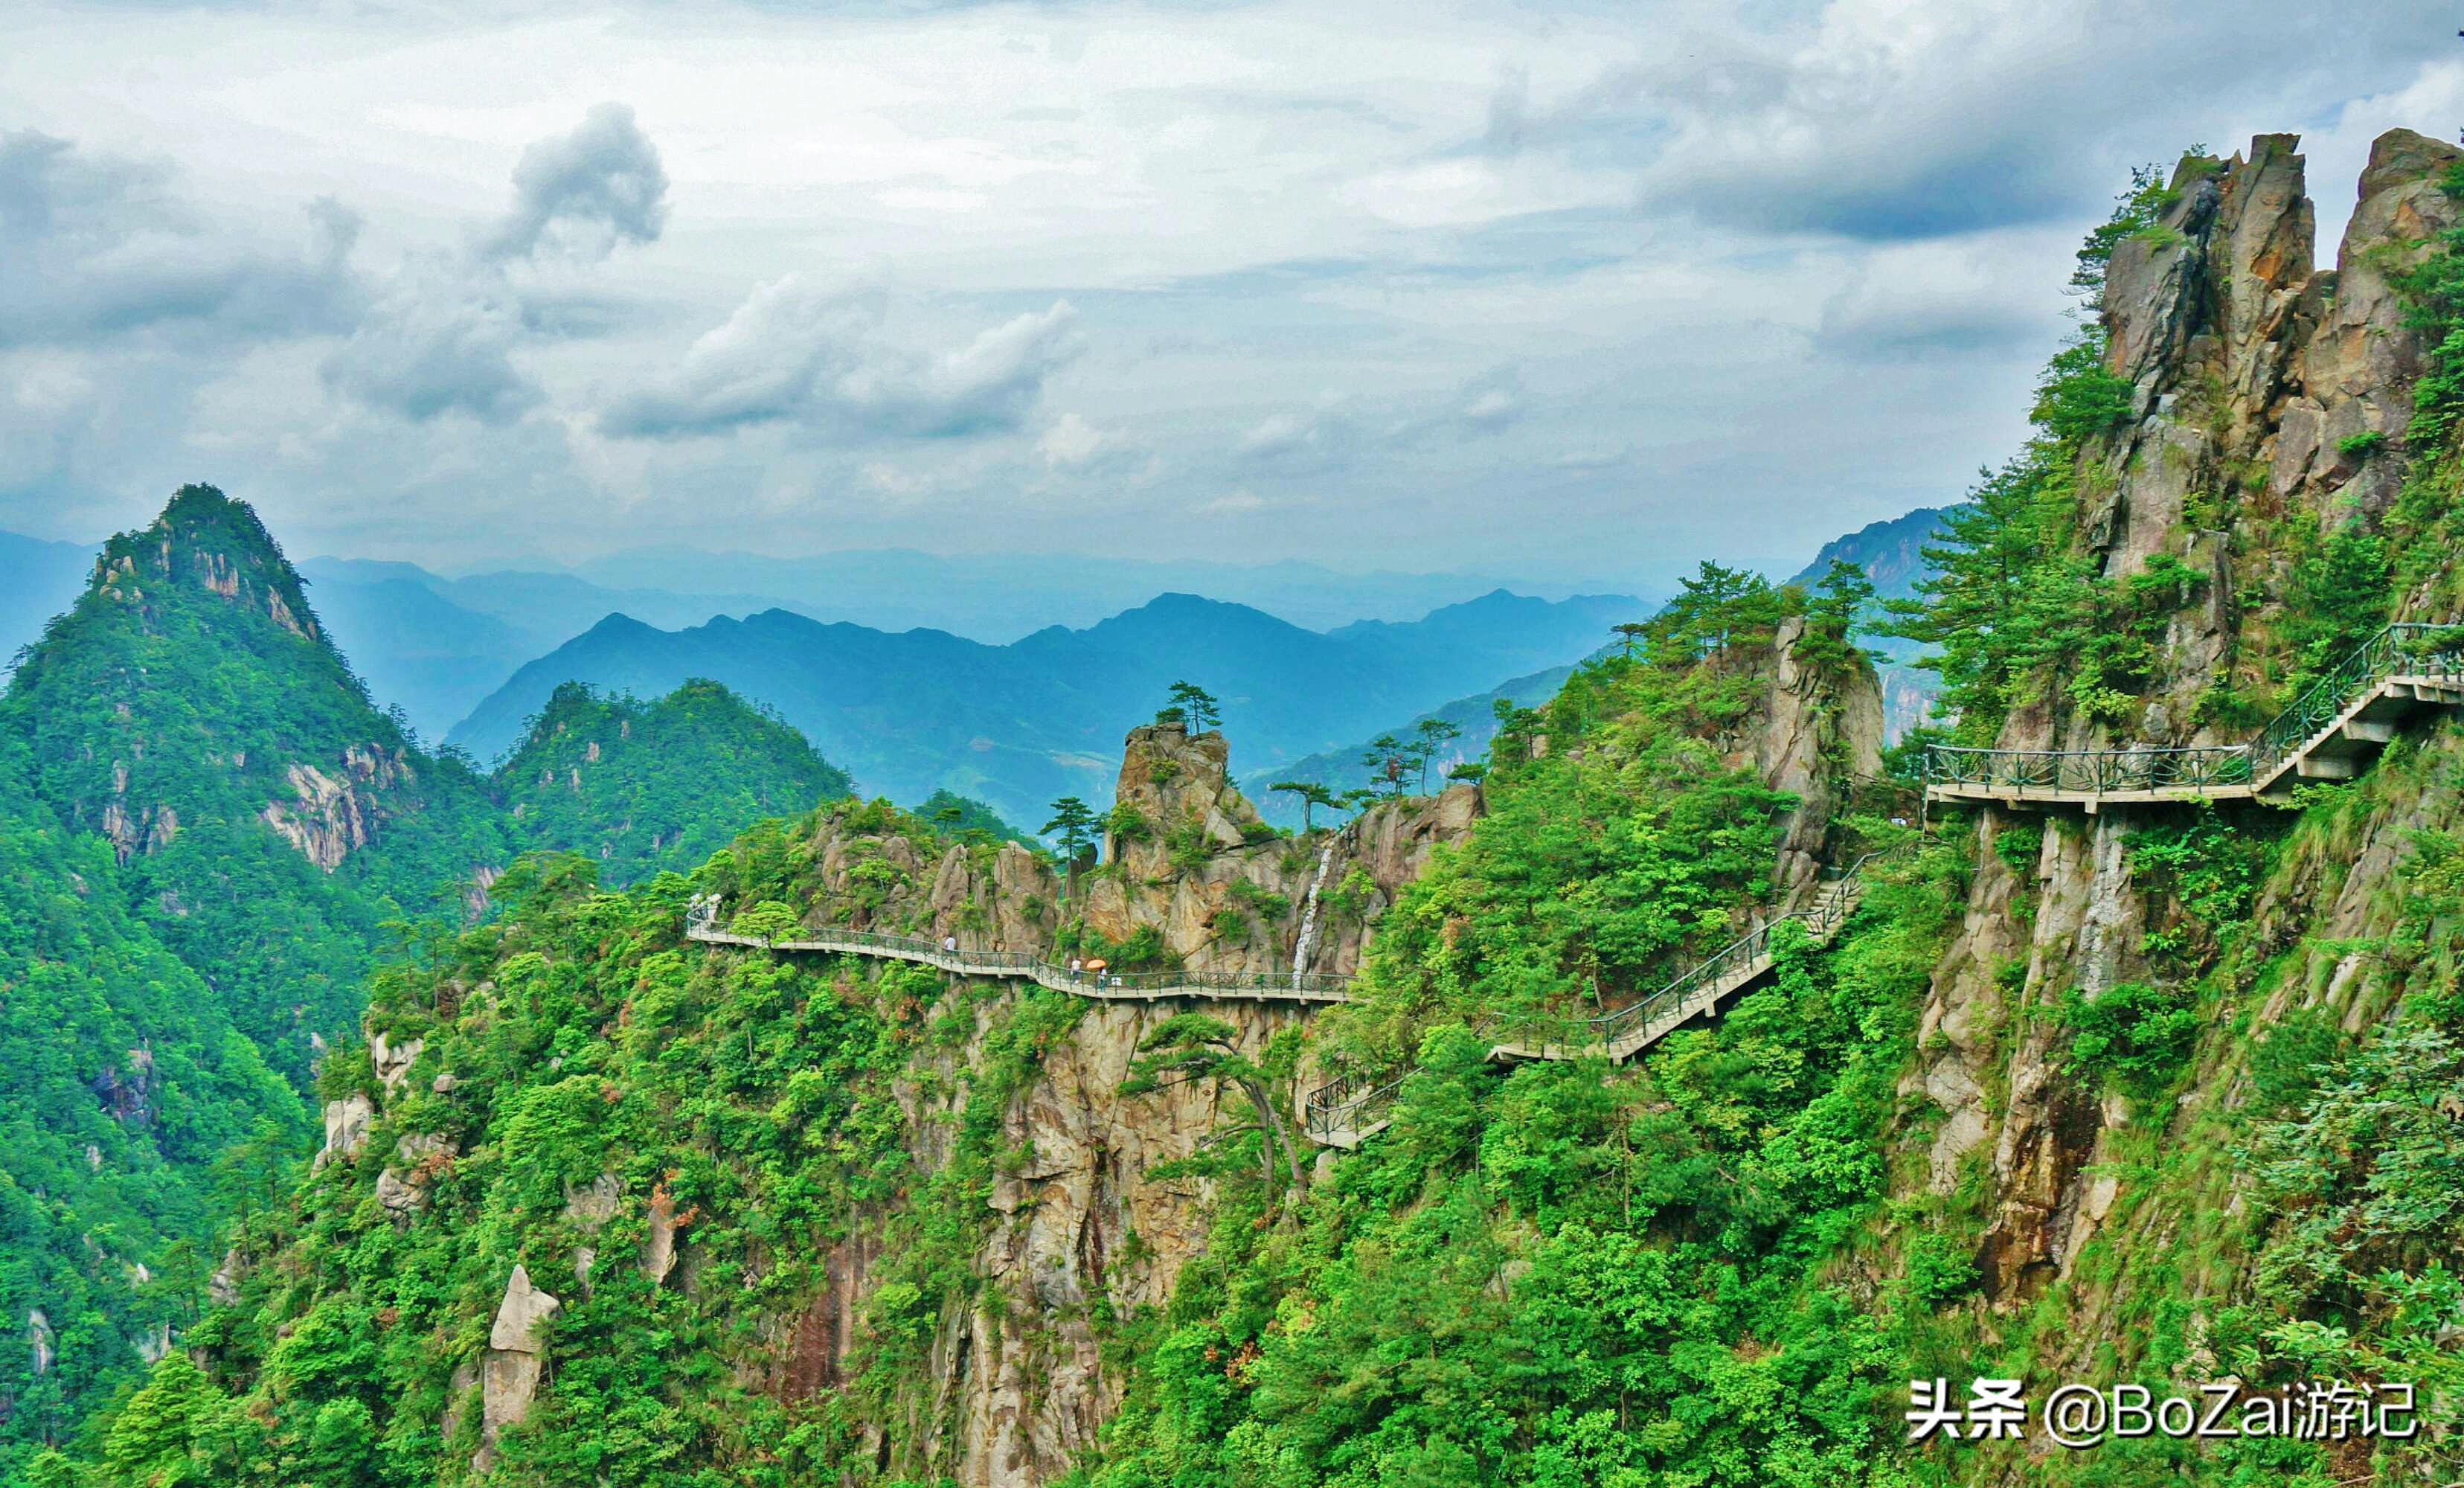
[1913, 129, 2462, 1308]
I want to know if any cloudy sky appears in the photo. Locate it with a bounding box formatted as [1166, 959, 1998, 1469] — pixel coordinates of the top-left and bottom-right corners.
[1, 0, 2457, 588]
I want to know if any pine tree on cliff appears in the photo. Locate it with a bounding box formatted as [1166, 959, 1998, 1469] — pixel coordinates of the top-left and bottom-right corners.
[1165, 679, 1221, 734]
[1269, 779, 1340, 831]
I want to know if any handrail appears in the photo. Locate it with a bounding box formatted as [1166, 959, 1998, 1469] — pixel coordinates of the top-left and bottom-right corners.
[1923, 622, 2464, 796]
[1302, 840, 1910, 1144]
[682, 898, 1354, 1003]
[2248, 623, 2464, 780]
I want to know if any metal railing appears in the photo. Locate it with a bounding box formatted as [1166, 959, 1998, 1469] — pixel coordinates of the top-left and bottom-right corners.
[683, 897, 1353, 1002]
[1924, 744, 2253, 793]
[2247, 623, 2464, 783]
[1924, 622, 2464, 798]
[1302, 842, 1910, 1144]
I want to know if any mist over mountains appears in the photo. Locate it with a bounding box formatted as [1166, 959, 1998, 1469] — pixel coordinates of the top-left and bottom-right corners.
[0, 516, 1945, 832]
[446, 589, 1647, 830]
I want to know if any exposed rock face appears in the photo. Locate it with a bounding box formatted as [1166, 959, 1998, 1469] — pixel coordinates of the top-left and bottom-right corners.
[371, 1031, 423, 1094]
[918, 996, 1297, 1484]
[315, 1092, 373, 1168]
[1749, 617, 1887, 897]
[705, 725, 1486, 1487]
[1079, 722, 1480, 975]
[208, 1248, 246, 1308]
[641, 1186, 679, 1287]
[376, 1132, 452, 1216]
[262, 762, 372, 872]
[1920, 131, 2461, 1302]
[478, 1265, 561, 1467]
[2021, 129, 2460, 757]
[786, 722, 1480, 988]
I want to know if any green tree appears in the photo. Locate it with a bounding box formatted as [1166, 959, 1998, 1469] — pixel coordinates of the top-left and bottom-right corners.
[1359, 733, 1409, 797]
[100, 1353, 215, 1487]
[1412, 716, 1463, 792]
[1610, 620, 1649, 658]
[728, 899, 803, 945]
[1269, 780, 1341, 832]
[1881, 456, 2067, 727]
[1648, 560, 1780, 663]
[1041, 795, 1098, 864]
[1120, 1012, 1302, 1212]
[1166, 680, 1222, 734]
[1794, 560, 1877, 676]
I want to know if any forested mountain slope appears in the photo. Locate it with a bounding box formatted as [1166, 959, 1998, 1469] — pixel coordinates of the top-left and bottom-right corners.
[494, 680, 854, 887]
[31, 126, 2464, 1488]
[0, 487, 513, 1081]
[0, 496, 863, 1479]
[0, 740, 304, 1465]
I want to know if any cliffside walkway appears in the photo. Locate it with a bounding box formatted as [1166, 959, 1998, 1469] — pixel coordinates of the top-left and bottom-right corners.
[1922, 623, 2464, 812]
[1302, 850, 1894, 1149]
[682, 906, 1353, 1005]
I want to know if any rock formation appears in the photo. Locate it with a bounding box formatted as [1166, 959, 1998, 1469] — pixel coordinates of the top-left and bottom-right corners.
[477, 1265, 561, 1469]
[1915, 130, 2461, 1302]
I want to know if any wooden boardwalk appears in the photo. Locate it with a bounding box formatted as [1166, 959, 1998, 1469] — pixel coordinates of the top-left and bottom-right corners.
[687, 852, 1903, 1154]
[683, 908, 1352, 1004]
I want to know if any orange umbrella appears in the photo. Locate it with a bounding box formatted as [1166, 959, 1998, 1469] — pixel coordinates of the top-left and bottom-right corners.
[1084, 958, 1108, 970]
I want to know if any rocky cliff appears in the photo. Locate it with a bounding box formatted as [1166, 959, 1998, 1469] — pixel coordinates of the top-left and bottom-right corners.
[1909, 129, 2464, 1379]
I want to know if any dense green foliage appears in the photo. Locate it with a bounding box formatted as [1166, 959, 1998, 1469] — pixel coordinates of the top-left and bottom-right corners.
[0, 490, 874, 1478]
[0, 487, 509, 1475]
[1, 489, 513, 1079]
[23, 146, 2464, 1488]
[496, 679, 853, 886]
[1074, 629, 1946, 1488]
[0, 735, 305, 1473]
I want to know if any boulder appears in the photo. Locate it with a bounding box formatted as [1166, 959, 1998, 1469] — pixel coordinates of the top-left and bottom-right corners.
[370, 1031, 423, 1094]
[477, 1264, 561, 1466]
[314, 1093, 373, 1168]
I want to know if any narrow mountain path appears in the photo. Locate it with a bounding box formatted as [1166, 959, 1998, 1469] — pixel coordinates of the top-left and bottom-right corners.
[684, 841, 1908, 1151]
[1925, 622, 2463, 812]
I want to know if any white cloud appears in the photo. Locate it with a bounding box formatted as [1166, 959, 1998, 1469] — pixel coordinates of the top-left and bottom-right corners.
[480, 101, 667, 263]
[601, 280, 1081, 440]
[1038, 411, 1117, 468]
[0, 0, 2451, 584]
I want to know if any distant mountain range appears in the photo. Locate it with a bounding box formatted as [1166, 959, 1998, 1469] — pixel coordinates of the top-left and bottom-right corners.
[1786, 505, 1949, 740]
[445, 590, 1648, 830]
[1238, 661, 1581, 825]
[293, 558, 815, 740]
[563, 546, 1624, 638]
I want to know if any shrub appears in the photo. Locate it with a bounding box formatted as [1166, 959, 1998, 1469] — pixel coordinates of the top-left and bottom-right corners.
[2055, 980, 2199, 1097]
[2336, 429, 2388, 461]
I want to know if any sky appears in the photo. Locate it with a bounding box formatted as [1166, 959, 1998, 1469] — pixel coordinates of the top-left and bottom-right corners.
[1, 0, 2458, 591]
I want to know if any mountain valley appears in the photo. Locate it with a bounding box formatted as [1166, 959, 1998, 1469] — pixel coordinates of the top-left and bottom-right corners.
[1, 123, 2460, 1488]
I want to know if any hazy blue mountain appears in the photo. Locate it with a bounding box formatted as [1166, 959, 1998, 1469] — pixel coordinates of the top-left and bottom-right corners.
[569, 545, 1633, 640]
[0, 531, 96, 675]
[446, 589, 1645, 829]
[1786, 505, 1950, 740]
[1785, 506, 1947, 603]
[1239, 661, 1581, 826]
[296, 557, 814, 741]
